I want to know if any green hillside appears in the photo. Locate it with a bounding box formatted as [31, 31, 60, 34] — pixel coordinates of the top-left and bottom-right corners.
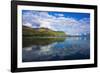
[22, 25, 66, 37]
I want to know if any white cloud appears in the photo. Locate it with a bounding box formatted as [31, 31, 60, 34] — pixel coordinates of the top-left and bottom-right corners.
[22, 10, 90, 35]
[54, 13, 64, 17]
[23, 23, 32, 28]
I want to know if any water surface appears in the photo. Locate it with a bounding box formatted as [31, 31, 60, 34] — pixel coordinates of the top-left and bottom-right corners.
[22, 37, 90, 62]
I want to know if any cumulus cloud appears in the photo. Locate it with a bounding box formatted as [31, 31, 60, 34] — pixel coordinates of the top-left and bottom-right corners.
[22, 10, 90, 35]
[23, 23, 32, 28]
[54, 13, 64, 17]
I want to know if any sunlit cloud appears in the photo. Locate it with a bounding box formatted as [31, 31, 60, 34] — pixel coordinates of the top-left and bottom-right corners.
[22, 10, 90, 35]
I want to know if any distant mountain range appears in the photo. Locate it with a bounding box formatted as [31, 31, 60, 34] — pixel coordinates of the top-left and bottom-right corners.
[22, 25, 67, 37]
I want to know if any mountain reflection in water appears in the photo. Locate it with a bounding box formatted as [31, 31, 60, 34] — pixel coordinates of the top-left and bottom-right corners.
[22, 37, 90, 62]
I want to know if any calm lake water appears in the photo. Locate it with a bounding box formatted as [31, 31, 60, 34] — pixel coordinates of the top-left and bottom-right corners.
[22, 37, 90, 62]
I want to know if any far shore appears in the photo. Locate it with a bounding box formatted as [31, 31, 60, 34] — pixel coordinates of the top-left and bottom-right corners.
[23, 36, 88, 38]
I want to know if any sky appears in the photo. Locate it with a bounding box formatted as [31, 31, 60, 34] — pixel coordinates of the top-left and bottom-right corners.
[22, 10, 90, 35]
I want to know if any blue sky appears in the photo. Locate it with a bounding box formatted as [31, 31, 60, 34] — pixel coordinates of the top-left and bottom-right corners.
[22, 10, 90, 35]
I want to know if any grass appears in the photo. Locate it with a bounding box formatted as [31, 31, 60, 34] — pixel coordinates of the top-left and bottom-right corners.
[22, 25, 67, 37]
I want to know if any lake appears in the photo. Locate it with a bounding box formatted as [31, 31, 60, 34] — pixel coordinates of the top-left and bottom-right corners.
[22, 37, 90, 62]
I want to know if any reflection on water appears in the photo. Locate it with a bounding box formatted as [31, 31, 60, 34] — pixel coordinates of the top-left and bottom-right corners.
[22, 37, 90, 62]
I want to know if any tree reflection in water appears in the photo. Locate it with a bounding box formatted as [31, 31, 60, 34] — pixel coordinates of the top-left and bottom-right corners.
[22, 37, 90, 62]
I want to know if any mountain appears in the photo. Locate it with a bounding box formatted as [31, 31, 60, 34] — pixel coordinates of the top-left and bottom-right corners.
[22, 25, 67, 37]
